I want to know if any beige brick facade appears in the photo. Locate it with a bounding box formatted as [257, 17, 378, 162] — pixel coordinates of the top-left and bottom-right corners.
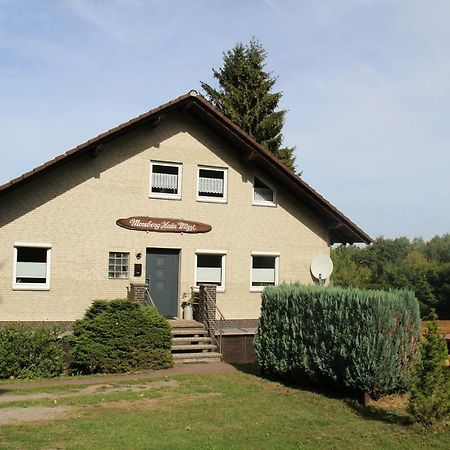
[0, 112, 329, 322]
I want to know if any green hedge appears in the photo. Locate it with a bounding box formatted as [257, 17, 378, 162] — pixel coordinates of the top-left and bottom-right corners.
[254, 284, 421, 397]
[0, 325, 64, 379]
[69, 299, 172, 374]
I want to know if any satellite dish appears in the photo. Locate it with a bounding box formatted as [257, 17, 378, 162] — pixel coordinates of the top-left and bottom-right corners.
[311, 254, 333, 283]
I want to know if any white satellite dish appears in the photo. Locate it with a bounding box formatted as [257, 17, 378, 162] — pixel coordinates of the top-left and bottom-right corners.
[311, 254, 333, 284]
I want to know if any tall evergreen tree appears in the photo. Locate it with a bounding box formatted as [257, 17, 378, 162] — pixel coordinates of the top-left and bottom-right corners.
[201, 39, 297, 171]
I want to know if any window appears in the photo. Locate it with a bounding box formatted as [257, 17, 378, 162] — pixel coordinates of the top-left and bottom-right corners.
[251, 253, 279, 291]
[197, 166, 227, 202]
[108, 252, 129, 279]
[13, 243, 51, 290]
[253, 177, 276, 206]
[195, 251, 226, 291]
[149, 161, 182, 199]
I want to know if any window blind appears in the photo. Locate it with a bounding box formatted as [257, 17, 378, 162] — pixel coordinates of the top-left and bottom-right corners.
[152, 173, 178, 190]
[199, 176, 224, 194]
[254, 187, 274, 203]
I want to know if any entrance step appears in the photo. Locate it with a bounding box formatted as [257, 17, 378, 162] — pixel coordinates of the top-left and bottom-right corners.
[171, 344, 217, 352]
[172, 336, 213, 344]
[171, 328, 206, 336]
[172, 352, 223, 363]
[170, 319, 203, 328]
[169, 319, 222, 363]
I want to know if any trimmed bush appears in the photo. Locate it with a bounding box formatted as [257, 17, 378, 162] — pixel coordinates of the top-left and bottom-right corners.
[69, 299, 172, 374]
[408, 312, 450, 427]
[254, 284, 421, 397]
[0, 325, 64, 379]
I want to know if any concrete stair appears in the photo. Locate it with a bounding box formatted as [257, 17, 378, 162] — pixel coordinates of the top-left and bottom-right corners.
[170, 319, 222, 363]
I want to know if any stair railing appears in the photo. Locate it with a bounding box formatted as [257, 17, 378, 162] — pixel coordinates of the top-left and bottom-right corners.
[199, 286, 225, 354]
[144, 287, 156, 308]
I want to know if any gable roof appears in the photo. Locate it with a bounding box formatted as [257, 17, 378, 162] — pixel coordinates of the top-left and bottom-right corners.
[0, 91, 372, 244]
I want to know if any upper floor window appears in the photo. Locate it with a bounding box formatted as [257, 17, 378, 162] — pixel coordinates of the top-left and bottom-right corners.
[150, 161, 182, 199]
[197, 166, 228, 203]
[253, 177, 276, 207]
[13, 243, 52, 291]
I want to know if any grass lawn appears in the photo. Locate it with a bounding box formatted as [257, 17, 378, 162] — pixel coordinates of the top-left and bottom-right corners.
[0, 367, 448, 450]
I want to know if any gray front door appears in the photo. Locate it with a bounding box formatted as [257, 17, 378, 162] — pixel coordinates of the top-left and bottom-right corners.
[146, 248, 179, 317]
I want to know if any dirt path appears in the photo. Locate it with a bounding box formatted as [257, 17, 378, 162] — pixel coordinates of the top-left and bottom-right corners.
[0, 363, 240, 425]
[0, 380, 180, 404]
[0, 362, 237, 391]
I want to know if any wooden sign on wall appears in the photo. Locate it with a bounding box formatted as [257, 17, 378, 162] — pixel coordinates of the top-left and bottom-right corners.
[116, 217, 212, 234]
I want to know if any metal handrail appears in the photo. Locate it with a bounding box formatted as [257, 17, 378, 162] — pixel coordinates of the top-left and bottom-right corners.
[144, 288, 156, 308]
[202, 287, 225, 354]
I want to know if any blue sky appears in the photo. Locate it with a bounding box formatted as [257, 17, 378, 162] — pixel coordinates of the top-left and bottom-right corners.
[1, 0, 449, 240]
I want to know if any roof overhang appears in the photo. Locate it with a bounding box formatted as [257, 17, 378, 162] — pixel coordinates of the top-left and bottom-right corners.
[0, 92, 372, 244]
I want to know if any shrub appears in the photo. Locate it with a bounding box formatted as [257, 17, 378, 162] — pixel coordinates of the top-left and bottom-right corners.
[254, 284, 421, 398]
[69, 299, 172, 374]
[408, 312, 450, 427]
[0, 325, 64, 379]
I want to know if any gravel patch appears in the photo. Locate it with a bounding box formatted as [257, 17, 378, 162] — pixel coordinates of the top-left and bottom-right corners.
[0, 406, 70, 424]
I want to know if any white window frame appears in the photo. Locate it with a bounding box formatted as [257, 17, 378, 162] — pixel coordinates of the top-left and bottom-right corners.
[250, 251, 280, 292]
[197, 165, 228, 204]
[149, 160, 182, 200]
[194, 249, 226, 292]
[252, 176, 277, 207]
[12, 242, 52, 291]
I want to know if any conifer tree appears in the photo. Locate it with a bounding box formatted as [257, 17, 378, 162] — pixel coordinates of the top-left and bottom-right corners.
[201, 39, 297, 171]
[408, 311, 450, 427]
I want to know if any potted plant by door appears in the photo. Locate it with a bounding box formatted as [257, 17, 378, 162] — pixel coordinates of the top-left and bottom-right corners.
[181, 292, 196, 321]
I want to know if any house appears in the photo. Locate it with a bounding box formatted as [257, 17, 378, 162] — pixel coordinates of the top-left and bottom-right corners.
[0, 91, 371, 360]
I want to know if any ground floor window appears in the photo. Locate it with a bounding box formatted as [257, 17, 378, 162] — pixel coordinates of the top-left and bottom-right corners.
[195, 250, 226, 292]
[13, 243, 52, 290]
[251, 253, 279, 291]
[108, 252, 129, 279]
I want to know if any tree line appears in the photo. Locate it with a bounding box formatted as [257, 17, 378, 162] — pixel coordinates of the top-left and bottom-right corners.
[201, 40, 449, 321]
[331, 235, 450, 319]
